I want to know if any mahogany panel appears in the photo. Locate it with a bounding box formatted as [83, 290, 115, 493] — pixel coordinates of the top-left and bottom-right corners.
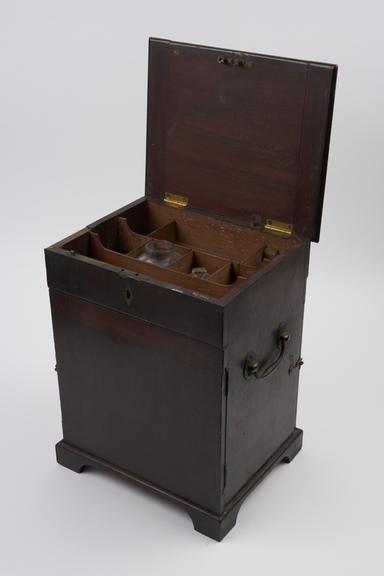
[146, 38, 337, 241]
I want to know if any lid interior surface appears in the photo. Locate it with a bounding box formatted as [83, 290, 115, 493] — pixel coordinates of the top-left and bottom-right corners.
[145, 38, 337, 241]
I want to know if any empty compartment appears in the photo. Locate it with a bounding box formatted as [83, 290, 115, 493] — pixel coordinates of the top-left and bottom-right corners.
[117, 217, 148, 253]
[116, 201, 175, 235]
[208, 261, 263, 286]
[208, 263, 241, 285]
[149, 221, 178, 241]
[81, 214, 148, 254]
[89, 231, 133, 268]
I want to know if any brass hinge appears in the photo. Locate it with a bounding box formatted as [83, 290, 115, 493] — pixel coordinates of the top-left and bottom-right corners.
[264, 219, 293, 237]
[163, 193, 189, 209]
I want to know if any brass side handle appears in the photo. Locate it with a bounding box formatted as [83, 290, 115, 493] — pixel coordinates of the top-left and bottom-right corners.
[243, 327, 290, 380]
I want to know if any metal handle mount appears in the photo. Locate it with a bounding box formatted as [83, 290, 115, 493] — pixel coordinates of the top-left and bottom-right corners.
[243, 327, 290, 380]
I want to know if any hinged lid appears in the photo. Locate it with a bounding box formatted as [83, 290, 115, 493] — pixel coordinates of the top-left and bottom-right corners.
[145, 38, 337, 241]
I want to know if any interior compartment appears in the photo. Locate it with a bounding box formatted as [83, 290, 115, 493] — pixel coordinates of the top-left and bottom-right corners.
[61, 199, 302, 299]
[168, 251, 227, 276]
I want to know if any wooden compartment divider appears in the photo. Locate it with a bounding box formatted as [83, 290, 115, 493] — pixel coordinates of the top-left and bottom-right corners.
[208, 263, 238, 286]
[148, 221, 177, 241]
[167, 250, 229, 275]
[67, 200, 302, 299]
[117, 217, 148, 253]
[89, 232, 247, 298]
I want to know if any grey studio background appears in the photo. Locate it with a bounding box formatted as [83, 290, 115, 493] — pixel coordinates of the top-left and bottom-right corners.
[1, 1, 383, 575]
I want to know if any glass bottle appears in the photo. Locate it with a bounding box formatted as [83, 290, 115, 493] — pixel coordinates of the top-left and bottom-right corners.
[137, 239, 180, 267]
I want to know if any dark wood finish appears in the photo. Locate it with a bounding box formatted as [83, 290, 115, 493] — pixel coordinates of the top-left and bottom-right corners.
[223, 242, 309, 501]
[56, 428, 302, 541]
[146, 38, 337, 241]
[46, 197, 300, 301]
[45, 38, 337, 541]
[51, 289, 224, 512]
[46, 221, 308, 538]
[45, 222, 225, 348]
[85, 200, 298, 299]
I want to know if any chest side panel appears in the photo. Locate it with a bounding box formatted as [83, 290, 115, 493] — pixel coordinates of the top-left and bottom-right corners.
[223, 243, 310, 503]
[50, 290, 224, 513]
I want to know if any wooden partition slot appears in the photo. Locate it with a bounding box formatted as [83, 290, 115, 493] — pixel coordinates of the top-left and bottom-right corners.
[148, 221, 177, 241]
[117, 217, 148, 253]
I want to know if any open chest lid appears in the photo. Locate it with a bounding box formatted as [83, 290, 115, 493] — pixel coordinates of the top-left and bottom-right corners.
[145, 38, 337, 242]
